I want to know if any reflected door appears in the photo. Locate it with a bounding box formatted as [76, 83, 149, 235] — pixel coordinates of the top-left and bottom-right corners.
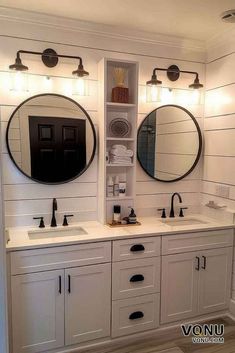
[29, 116, 86, 183]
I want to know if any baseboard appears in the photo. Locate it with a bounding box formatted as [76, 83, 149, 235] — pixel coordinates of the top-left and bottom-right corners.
[228, 299, 235, 320]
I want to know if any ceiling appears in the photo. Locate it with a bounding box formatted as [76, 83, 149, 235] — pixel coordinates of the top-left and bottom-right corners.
[0, 0, 235, 41]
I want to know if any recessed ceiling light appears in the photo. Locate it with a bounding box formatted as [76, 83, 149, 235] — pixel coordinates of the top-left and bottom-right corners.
[221, 9, 235, 23]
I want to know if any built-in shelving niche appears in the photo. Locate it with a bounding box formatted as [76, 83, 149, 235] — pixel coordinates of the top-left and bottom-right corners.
[98, 58, 139, 224]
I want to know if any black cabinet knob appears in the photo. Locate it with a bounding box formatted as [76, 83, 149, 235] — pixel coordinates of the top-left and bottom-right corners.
[129, 311, 144, 320]
[130, 244, 145, 252]
[130, 274, 144, 282]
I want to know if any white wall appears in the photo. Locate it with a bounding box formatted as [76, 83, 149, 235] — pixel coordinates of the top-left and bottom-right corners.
[204, 32, 235, 300]
[0, 8, 205, 227]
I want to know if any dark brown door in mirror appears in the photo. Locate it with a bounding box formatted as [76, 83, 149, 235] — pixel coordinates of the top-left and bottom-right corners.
[6, 94, 96, 184]
[137, 105, 202, 182]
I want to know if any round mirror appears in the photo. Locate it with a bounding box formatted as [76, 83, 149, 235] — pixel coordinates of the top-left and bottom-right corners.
[137, 105, 202, 182]
[6, 93, 96, 184]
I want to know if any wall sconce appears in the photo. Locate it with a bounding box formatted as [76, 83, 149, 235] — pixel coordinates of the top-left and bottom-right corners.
[9, 48, 89, 95]
[146, 65, 203, 104]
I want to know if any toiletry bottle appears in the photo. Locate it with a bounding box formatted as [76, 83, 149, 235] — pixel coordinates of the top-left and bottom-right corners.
[107, 176, 114, 197]
[119, 181, 126, 197]
[113, 205, 121, 224]
[113, 175, 119, 197]
[128, 207, 137, 224]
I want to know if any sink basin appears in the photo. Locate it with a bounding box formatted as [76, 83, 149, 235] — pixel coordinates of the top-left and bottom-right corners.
[161, 218, 209, 227]
[28, 227, 88, 239]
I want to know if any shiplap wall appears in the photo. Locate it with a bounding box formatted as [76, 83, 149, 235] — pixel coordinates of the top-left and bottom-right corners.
[0, 10, 205, 227]
[204, 36, 235, 300]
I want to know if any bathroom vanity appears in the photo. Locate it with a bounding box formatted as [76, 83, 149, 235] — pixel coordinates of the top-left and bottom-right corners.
[7, 216, 234, 353]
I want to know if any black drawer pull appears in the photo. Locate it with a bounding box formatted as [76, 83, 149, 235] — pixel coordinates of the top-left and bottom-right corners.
[130, 274, 144, 282]
[202, 256, 206, 270]
[130, 244, 145, 252]
[58, 276, 62, 294]
[129, 311, 144, 320]
[195, 256, 200, 271]
[68, 275, 71, 293]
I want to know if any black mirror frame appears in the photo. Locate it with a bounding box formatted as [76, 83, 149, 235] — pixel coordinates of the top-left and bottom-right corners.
[137, 104, 202, 183]
[6, 93, 97, 185]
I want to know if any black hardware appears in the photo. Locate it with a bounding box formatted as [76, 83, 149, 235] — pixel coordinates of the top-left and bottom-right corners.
[146, 66, 203, 89]
[63, 214, 74, 226]
[169, 193, 182, 218]
[130, 274, 145, 282]
[33, 217, 45, 228]
[179, 207, 188, 217]
[59, 276, 62, 294]
[195, 256, 200, 271]
[158, 208, 166, 218]
[68, 275, 71, 293]
[9, 49, 89, 77]
[130, 244, 145, 252]
[129, 311, 144, 320]
[202, 256, 207, 270]
[50, 198, 57, 227]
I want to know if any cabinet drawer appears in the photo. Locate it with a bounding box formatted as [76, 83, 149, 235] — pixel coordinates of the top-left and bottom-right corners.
[162, 229, 233, 255]
[112, 294, 159, 337]
[112, 257, 160, 300]
[11, 242, 111, 275]
[113, 237, 160, 262]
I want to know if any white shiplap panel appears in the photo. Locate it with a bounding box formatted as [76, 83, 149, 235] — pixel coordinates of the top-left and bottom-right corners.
[204, 114, 235, 131]
[203, 156, 235, 185]
[4, 182, 97, 201]
[2, 153, 98, 184]
[136, 179, 200, 195]
[204, 130, 235, 156]
[205, 84, 235, 117]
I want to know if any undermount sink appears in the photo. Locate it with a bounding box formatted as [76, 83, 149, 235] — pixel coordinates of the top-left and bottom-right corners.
[161, 218, 209, 227]
[28, 227, 88, 239]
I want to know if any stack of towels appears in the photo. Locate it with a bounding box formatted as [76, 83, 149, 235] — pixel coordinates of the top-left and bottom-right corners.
[109, 145, 133, 164]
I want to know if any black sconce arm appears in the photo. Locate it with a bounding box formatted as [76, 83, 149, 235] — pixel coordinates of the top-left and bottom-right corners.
[17, 50, 83, 66]
[152, 67, 199, 80]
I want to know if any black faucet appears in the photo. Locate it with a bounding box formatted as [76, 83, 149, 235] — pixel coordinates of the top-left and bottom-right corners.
[169, 192, 182, 218]
[50, 198, 57, 227]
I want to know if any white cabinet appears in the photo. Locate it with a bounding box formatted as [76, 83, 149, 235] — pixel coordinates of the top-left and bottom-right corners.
[161, 251, 199, 323]
[198, 248, 232, 314]
[65, 263, 111, 345]
[161, 247, 232, 324]
[11, 270, 64, 353]
[11, 243, 112, 353]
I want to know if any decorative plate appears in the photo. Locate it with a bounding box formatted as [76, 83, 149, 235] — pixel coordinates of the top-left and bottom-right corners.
[109, 118, 131, 137]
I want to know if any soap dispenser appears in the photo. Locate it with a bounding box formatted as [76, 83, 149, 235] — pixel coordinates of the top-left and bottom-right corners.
[128, 207, 137, 224]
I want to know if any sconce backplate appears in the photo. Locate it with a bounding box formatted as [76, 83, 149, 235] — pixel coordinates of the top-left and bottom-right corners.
[167, 65, 180, 81]
[41, 48, 58, 68]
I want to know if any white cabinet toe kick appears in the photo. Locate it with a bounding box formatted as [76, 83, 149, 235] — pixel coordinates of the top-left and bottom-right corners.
[9, 229, 234, 353]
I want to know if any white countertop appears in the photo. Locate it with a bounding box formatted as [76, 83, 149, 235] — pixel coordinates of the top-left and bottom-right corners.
[6, 214, 235, 251]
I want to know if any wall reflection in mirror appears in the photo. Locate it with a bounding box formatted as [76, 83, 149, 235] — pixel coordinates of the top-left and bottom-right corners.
[6, 94, 96, 184]
[137, 105, 202, 182]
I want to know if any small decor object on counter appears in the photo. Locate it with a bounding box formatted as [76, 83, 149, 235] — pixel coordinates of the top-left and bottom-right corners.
[107, 176, 114, 197]
[119, 181, 126, 197]
[128, 207, 137, 224]
[111, 67, 129, 103]
[109, 118, 131, 137]
[109, 144, 133, 165]
[113, 205, 121, 224]
[113, 175, 119, 197]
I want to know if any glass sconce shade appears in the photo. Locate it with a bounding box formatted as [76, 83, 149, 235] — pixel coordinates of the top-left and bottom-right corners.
[72, 78, 89, 96]
[9, 71, 29, 92]
[146, 84, 162, 102]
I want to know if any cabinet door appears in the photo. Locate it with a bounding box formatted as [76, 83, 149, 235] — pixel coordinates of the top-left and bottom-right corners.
[161, 251, 199, 323]
[11, 270, 64, 353]
[65, 263, 111, 345]
[199, 247, 232, 315]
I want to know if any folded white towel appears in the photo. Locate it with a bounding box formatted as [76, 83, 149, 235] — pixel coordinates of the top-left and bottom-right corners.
[110, 148, 133, 157]
[111, 144, 127, 151]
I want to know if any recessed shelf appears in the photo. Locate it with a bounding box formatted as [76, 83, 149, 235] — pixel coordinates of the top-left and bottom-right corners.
[106, 102, 136, 110]
[106, 196, 134, 201]
[106, 163, 134, 167]
[106, 137, 135, 141]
